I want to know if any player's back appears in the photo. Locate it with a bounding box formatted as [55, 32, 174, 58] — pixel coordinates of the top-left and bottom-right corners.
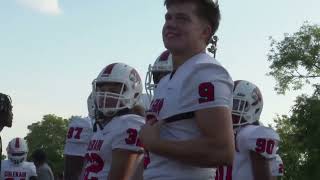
[1, 160, 37, 179]
[64, 116, 94, 157]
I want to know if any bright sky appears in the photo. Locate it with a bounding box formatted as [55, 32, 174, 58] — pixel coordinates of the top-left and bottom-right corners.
[0, 0, 319, 150]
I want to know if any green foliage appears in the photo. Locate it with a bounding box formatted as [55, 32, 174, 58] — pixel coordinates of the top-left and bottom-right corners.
[25, 114, 69, 175]
[268, 23, 320, 94]
[275, 94, 320, 179]
[1, 154, 6, 160]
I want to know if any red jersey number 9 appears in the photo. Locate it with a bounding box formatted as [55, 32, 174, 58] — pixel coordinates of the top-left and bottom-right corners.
[198, 82, 215, 104]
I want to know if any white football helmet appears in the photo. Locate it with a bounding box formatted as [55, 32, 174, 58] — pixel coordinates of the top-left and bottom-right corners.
[232, 80, 263, 126]
[145, 50, 173, 99]
[87, 92, 95, 119]
[92, 63, 142, 119]
[6, 137, 28, 164]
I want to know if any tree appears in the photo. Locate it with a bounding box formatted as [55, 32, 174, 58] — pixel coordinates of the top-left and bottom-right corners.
[1, 154, 6, 160]
[268, 23, 320, 94]
[25, 114, 69, 176]
[275, 94, 320, 180]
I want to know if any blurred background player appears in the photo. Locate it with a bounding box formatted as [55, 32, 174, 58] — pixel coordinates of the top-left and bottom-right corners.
[31, 149, 54, 180]
[0, 93, 13, 172]
[63, 93, 95, 179]
[80, 63, 145, 180]
[1, 137, 37, 180]
[216, 80, 280, 180]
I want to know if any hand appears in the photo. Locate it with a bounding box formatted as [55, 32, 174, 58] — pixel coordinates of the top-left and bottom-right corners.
[139, 121, 163, 151]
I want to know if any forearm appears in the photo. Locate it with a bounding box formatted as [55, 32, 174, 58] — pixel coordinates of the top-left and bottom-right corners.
[253, 170, 271, 180]
[150, 137, 234, 167]
[64, 167, 82, 180]
[129, 157, 144, 180]
[29, 176, 37, 180]
[270, 177, 277, 180]
[64, 156, 84, 180]
[250, 151, 272, 180]
[108, 150, 141, 180]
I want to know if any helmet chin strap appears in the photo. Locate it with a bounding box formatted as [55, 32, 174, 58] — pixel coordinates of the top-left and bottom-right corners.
[94, 108, 131, 132]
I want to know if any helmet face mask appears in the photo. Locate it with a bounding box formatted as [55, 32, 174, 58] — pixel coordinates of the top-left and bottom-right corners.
[93, 63, 142, 120]
[87, 92, 96, 120]
[7, 137, 28, 165]
[232, 80, 263, 127]
[94, 82, 128, 117]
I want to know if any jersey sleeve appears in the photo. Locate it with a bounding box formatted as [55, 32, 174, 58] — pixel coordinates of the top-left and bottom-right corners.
[243, 126, 280, 159]
[179, 63, 233, 113]
[28, 162, 38, 177]
[270, 154, 284, 176]
[111, 115, 144, 153]
[64, 117, 93, 156]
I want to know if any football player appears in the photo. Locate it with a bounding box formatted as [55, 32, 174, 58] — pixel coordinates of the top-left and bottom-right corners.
[140, 0, 235, 179]
[80, 63, 145, 180]
[63, 93, 95, 180]
[1, 137, 37, 180]
[216, 80, 280, 180]
[145, 50, 173, 100]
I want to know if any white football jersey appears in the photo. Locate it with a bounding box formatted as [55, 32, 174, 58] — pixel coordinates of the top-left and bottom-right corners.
[231, 125, 280, 180]
[64, 116, 94, 157]
[1, 160, 37, 179]
[138, 93, 152, 110]
[81, 114, 145, 180]
[270, 154, 284, 177]
[143, 52, 233, 180]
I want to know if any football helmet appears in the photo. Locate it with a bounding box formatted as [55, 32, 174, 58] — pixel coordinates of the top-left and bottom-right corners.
[6, 137, 28, 164]
[145, 50, 173, 99]
[232, 80, 263, 126]
[92, 63, 142, 118]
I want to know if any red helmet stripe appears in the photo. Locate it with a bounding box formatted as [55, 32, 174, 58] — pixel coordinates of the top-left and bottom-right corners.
[233, 80, 241, 91]
[15, 138, 20, 148]
[103, 63, 118, 75]
[159, 50, 170, 61]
